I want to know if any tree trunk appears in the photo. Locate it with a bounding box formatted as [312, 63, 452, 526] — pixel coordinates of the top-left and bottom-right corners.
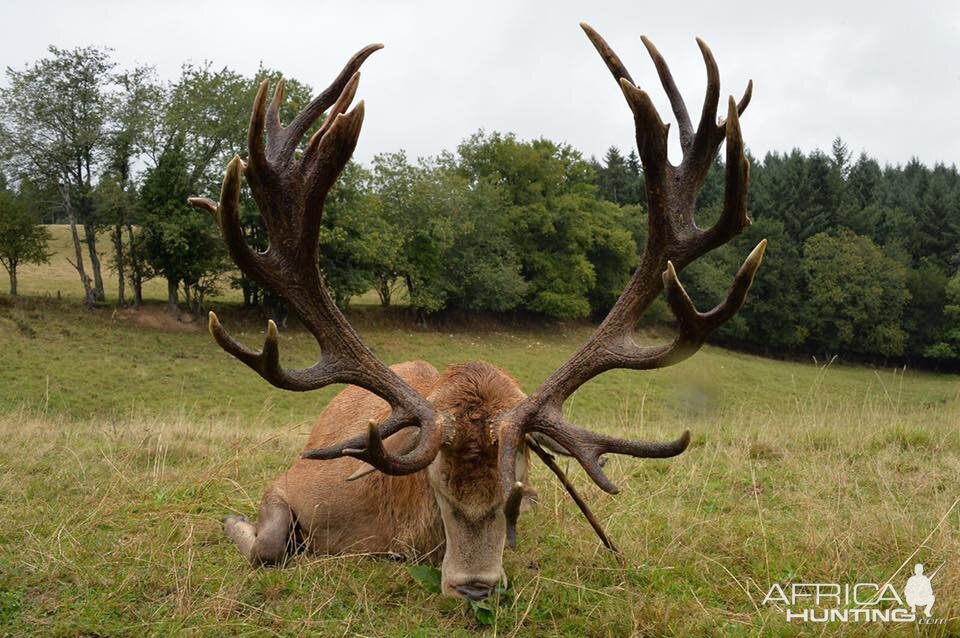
[80, 153, 105, 303]
[113, 223, 126, 307]
[263, 291, 288, 329]
[185, 285, 194, 314]
[167, 279, 179, 314]
[8, 267, 16, 296]
[268, 302, 288, 329]
[405, 274, 417, 302]
[83, 219, 106, 302]
[63, 187, 96, 306]
[191, 292, 202, 316]
[131, 269, 143, 307]
[377, 276, 392, 307]
[124, 222, 143, 307]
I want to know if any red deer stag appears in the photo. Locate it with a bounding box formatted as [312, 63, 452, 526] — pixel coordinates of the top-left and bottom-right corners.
[189, 24, 765, 601]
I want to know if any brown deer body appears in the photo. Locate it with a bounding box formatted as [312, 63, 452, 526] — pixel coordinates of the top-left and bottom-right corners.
[233, 361, 444, 562]
[227, 360, 530, 598]
[191, 24, 765, 602]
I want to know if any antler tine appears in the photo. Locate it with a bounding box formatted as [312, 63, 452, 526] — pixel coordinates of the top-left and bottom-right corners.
[684, 239, 767, 328]
[580, 23, 635, 86]
[189, 155, 268, 283]
[736, 79, 752, 118]
[304, 414, 447, 476]
[714, 79, 753, 143]
[580, 23, 670, 175]
[640, 35, 693, 152]
[276, 43, 382, 162]
[700, 95, 751, 252]
[659, 238, 766, 346]
[532, 416, 691, 494]
[264, 78, 286, 158]
[206, 312, 338, 391]
[247, 80, 269, 169]
[720, 95, 750, 233]
[306, 71, 361, 155]
[689, 38, 721, 165]
[244, 80, 283, 238]
[302, 102, 366, 238]
[617, 79, 670, 182]
[337, 420, 445, 474]
[504, 482, 524, 549]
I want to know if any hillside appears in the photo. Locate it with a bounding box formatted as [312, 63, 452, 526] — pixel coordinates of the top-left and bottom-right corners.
[0, 296, 957, 635]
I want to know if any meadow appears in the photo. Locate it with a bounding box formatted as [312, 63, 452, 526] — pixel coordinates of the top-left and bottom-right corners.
[0, 234, 958, 636]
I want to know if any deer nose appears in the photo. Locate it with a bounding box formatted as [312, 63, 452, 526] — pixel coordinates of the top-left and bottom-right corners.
[454, 582, 493, 601]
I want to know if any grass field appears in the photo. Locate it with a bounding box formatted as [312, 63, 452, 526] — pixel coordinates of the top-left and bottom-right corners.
[2, 247, 960, 635]
[1, 296, 958, 636]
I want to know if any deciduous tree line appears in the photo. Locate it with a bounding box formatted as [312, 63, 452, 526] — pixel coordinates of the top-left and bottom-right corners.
[1, 47, 958, 365]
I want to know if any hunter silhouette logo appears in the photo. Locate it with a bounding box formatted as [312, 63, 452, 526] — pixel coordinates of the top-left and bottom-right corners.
[762, 561, 946, 624]
[904, 562, 943, 618]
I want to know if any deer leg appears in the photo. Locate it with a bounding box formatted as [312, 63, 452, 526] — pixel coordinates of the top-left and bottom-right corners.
[223, 491, 294, 566]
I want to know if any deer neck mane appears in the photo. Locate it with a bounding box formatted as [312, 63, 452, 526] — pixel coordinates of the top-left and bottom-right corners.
[375, 469, 445, 562]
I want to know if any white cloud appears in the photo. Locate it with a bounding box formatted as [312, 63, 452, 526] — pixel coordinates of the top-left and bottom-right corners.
[2, 0, 958, 166]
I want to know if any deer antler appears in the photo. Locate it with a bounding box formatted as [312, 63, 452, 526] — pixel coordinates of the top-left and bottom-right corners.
[496, 25, 766, 503]
[189, 45, 446, 475]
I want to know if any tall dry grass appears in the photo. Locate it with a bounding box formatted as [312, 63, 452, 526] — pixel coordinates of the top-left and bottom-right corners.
[1, 365, 957, 635]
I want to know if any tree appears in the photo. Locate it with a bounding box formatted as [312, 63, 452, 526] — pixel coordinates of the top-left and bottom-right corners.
[0, 46, 116, 305]
[443, 175, 527, 312]
[921, 268, 960, 362]
[802, 229, 911, 356]
[369, 151, 456, 316]
[0, 189, 51, 295]
[597, 147, 630, 205]
[139, 135, 226, 313]
[319, 162, 402, 308]
[159, 63, 249, 188]
[104, 65, 162, 307]
[734, 219, 807, 349]
[137, 66, 314, 315]
[457, 132, 635, 319]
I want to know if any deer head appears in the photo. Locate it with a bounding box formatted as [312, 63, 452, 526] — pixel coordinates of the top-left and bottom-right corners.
[190, 25, 764, 600]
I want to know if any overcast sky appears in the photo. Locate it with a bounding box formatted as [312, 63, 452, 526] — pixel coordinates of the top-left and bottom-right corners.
[2, 0, 958, 168]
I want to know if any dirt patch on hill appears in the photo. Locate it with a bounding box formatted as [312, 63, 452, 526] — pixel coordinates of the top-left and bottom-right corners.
[121, 306, 204, 334]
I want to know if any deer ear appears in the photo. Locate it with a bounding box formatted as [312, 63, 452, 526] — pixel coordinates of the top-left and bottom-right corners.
[346, 461, 378, 481]
[528, 432, 573, 457]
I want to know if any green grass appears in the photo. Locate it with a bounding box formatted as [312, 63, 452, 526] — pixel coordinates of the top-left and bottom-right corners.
[1, 296, 959, 633]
